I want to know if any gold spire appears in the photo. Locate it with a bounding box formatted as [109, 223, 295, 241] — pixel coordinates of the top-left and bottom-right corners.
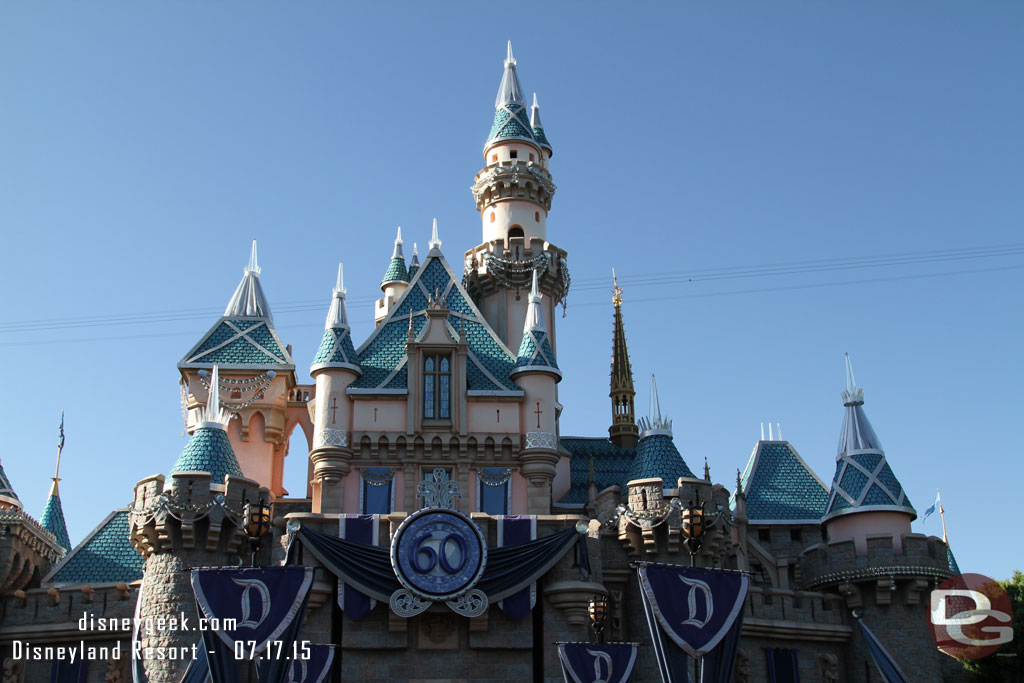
[609, 269, 639, 449]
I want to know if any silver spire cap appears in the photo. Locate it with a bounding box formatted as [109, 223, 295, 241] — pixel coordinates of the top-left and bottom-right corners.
[639, 373, 673, 437]
[392, 226, 404, 259]
[522, 268, 546, 335]
[200, 364, 230, 430]
[325, 262, 349, 330]
[224, 239, 273, 320]
[494, 41, 526, 109]
[530, 92, 544, 128]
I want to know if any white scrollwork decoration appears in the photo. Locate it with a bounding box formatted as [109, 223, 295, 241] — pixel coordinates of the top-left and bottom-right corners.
[524, 431, 557, 450]
[390, 589, 431, 617]
[445, 589, 488, 618]
[417, 468, 461, 509]
[315, 428, 349, 448]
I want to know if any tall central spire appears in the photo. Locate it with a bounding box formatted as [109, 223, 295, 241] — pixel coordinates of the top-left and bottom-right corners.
[495, 41, 526, 108]
[609, 269, 639, 449]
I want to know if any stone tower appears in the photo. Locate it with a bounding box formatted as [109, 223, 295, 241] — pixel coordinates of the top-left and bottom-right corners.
[130, 365, 270, 683]
[608, 272, 639, 449]
[309, 263, 362, 513]
[464, 42, 569, 353]
[510, 270, 562, 513]
[800, 354, 954, 681]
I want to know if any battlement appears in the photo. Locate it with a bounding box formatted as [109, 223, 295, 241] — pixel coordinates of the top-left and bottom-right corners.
[799, 532, 954, 593]
[0, 507, 65, 592]
[129, 471, 268, 559]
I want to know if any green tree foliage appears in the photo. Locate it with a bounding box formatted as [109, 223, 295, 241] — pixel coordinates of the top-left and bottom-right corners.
[962, 570, 1022, 680]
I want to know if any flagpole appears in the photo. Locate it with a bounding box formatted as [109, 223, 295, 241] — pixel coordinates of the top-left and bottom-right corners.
[52, 412, 64, 494]
[938, 488, 947, 544]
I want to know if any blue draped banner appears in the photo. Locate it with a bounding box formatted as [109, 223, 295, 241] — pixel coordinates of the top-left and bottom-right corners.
[191, 566, 314, 683]
[636, 563, 748, 683]
[854, 613, 907, 683]
[557, 642, 638, 683]
[282, 644, 334, 683]
[497, 515, 537, 619]
[765, 648, 799, 683]
[338, 515, 378, 619]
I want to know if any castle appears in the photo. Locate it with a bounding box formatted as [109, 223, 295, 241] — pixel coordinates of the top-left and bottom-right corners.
[0, 44, 966, 683]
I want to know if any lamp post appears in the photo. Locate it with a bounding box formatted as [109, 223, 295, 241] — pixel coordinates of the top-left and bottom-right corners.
[243, 497, 271, 567]
[588, 594, 609, 643]
[681, 500, 707, 567]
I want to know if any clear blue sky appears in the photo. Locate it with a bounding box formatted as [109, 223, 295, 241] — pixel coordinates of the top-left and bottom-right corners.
[1, 3, 1021, 579]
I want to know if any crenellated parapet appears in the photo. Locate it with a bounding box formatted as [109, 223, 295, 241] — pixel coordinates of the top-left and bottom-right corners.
[0, 508, 65, 592]
[129, 471, 267, 560]
[472, 159, 556, 214]
[464, 239, 569, 306]
[799, 532, 955, 607]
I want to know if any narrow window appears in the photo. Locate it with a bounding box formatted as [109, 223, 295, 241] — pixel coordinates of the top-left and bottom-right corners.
[491, 153, 497, 162]
[758, 528, 771, 544]
[529, 153, 535, 162]
[509, 149, 518, 159]
[478, 468, 510, 515]
[490, 212, 496, 223]
[790, 528, 802, 543]
[424, 353, 452, 420]
[535, 211, 540, 222]
[361, 468, 394, 514]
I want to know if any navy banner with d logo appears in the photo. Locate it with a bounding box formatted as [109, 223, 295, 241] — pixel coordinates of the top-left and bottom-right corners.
[282, 644, 334, 683]
[557, 643, 638, 683]
[637, 564, 747, 657]
[192, 566, 314, 683]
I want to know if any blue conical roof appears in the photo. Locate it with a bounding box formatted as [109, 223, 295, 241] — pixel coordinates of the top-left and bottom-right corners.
[530, 93, 552, 154]
[736, 441, 830, 523]
[511, 270, 560, 378]
[626, 433, 696, 485]
[824, 355, 916, 521]
[311, 263, 361, 375]
[485, 43, 540, 151]
[171, 426, 243, 485]
[381, 227, 409, 288]
[40, 486, 70, 550]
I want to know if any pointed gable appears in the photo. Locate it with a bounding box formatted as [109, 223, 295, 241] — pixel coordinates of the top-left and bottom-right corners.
[46, 508, 144, 585]
[351, 250, 520, 393]
[737, 441, 830, 523]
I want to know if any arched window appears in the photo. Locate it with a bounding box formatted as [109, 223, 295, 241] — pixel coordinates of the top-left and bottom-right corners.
[490, 212, 496, 223]
[508, 226, 524, 239]
[424, 353, 452, 420]
[535, 211, 540, 222]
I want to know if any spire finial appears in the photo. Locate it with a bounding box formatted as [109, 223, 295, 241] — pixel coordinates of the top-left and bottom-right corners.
[246, 239, 261, 276]
[335, 262, 345, 294]
[429, 217, 442, 250]
[650, 374, 661, 425]
[413, 242, 419, 257]
[202, 365, 229, 427]
[396, 226, 403, 244]
[704, 456, 711, 482]
[612, 267, 622, 306]
[529, 267, 540, 301]
[391, 227, 405, 260]
[842, 352, 865, 406]
[505, 40, 515, 67]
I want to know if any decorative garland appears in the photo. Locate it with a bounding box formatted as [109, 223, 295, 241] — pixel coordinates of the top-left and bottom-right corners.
[477, 467, 513, 486]
[197, 370, 276, 414]
[179, 380, 189, 437]
[361, 467, 397, 487]
[131, 491, 243, 526]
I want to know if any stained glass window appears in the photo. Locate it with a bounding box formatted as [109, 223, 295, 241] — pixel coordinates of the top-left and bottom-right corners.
[424, 353, 451, 420]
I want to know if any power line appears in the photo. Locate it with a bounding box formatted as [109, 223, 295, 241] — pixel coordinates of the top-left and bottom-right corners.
[1, 242, 1021, 336]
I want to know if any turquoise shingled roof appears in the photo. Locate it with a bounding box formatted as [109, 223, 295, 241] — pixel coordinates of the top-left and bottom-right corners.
[737, 441, 830, 523]
[487, 103, 537, 146]
[627, 433, 696, 486]
[311, 327, 360, 369]
[48, 509, 144, 585]
[947, 545, 961, 574]
[0, 460, 18, 501]
[40, 493, 70, 549]
[559, 438, 636, 506]
[532, 125, 551, 150]
[381, 256, 409, 286]
[352, 253, 519, 392]
[170, 427, 244, 485]
[825, 447, 915, 520]
[181, 318, 293, 368]
[514, 329, 558, 372]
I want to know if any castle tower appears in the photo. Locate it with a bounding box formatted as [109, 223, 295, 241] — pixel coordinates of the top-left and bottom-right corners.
[465, 43, 569, 353]
[0, 458, 64, 591]
[178, 240, 297, 495]
[375, 227, 410, 325]
[609, 271, 639, 449]
[131, 365, 267, 683]
[626, 374, 696, 487]
[823, 354, 916, 553]
[309, 263, 362, 513]
[510, 270, 562, 513]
